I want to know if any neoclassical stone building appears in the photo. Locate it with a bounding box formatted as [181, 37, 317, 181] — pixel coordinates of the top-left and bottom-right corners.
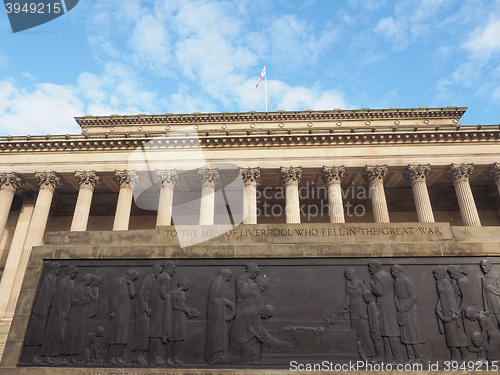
[1, 106, 500, 366]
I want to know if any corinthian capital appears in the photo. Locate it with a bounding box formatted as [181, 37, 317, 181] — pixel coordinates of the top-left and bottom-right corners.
[35, 171, 61, 191]
[488, 163, 500, 184]
[445, 163, 474, 184]
[241, 167, 261, 186]
[362, 165, 388, 185]
[280, 166, 302, 186]
[115, 170, 139, 189]
[403, 164, 431, 185]
[0, 172, 23, 192]
[156, 169, 179, 187]
[75, 171, 100, 189]
[321, 166, 345, 185]
[197, 168, 219, 187]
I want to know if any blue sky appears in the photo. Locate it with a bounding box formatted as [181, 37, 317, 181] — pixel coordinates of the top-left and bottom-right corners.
[1, 0, 500, 135]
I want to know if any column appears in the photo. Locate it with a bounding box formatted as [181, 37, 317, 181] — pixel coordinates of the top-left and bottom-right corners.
[403, 164, 435, 223]
[488, 163, 500, 196]
[4, 172, 60, 318]
[362, 165, 390, 223]
[0, 173, 23, 242]
[70, 171, 100, 231]
[241, 167, 261, 224]
[321, 166, 345, 223]
[0, 192, 35, 319]
[445, 163, 481, 226]
[112, 170, 138, 231]
[156, 169, 179, 227]
[197, 168, 219, 225]
[280, 166, 302, 223]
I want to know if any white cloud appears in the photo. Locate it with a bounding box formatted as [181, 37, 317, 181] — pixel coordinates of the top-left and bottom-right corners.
[374, 17, 409, 50]
[463, 16, 500, 59]
[0, 0, 354, 136]
[76, 62, 162, 115]
[0, 55, 8, 69]
[0, 81, 84, 135]
[127, 14, 173, 76]
[266, 15, 341, 67]
[375, 0, 454, 50]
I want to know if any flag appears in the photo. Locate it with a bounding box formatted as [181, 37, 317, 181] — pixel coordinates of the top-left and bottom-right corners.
[256, 66, 266, 88]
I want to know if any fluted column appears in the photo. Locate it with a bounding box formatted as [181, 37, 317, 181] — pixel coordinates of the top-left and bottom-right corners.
[113, 170, 138, 231]
[241, 167, 261, 224]
[445, 163, 481, 226]
[0, 191, 35, 318]
[403, 164, 435, 223]
[198, 168, 219, 225]
[4, 172, 60, 318]
[156, 169, 179, 227]
[321, 166, 345, 223]
[280, 167, 302, 223]
[0, 173, 23, 242]
[70, 171, 100, 231]
[362, 165, 390, 223]
[488, 163, 500, 197]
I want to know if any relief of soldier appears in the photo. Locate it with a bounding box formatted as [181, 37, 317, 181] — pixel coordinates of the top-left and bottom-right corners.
[20, 258, 500, 367]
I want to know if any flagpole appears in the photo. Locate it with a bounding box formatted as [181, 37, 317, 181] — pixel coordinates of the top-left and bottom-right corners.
[264, 68, 268, 112]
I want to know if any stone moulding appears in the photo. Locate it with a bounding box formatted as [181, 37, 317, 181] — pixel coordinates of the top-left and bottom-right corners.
[74, 107, 467, 127]
[1, 126, 500, 153]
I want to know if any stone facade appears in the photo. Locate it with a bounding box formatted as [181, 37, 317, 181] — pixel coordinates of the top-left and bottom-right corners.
[1, 106, 500, 373]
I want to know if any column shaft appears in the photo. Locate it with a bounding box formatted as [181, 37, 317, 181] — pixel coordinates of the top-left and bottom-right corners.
[5, 186, 55, 318]
[363, 166, 390, 223]
[370, 182, 390, 223]
[241, 168, 260, 225]
[243, 183, 257, 224]
[285, 183, 301, 223]
[70, 186, 94, 231]
[0, 198, 34, 318]
[197, 168, 219, 226]
[328, 183, 345, 223]
[113, 186, 134, 230]
[0, 188, 15, 241]
[0, 173, 23, 241]
[446, 163, 481, 226]
[455, 180, 481, 226]
[412, 180, 435, 223]
[281, 167, 302, 224]
[157, 183, 175, 226]
[199, 183, 215, 225]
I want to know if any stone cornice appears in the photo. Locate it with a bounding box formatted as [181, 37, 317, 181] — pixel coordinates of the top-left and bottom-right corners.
[1, 125, 500, 153]
[75, 107, 467, 128]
